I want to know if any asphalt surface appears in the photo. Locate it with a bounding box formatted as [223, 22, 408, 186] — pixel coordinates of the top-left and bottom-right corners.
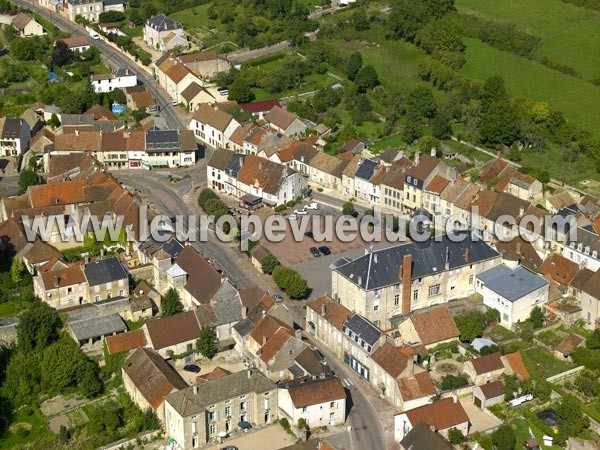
[15, 0, 188, 131]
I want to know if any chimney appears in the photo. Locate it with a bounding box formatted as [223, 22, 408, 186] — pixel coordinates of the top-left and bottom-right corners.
[464, 248, 470, 263]
[321, 303, 327, 316]
[262, 335, 268, 346]
[357, 275, 362, 286]
[53, 276, 59, 288]
[84, 255, 89, 264]
[262, 309, 266, 319]
[414, 152, 420, 165]
[364, 248, 369, 255]
[374, 253, 378, 264]
[519, 206, 525, 217]
[193, 385, 198, 395]
[75, 129, 79, 136]
[444, 247, 450, 271]
[430, 147, 436, 157]
[247, 369, 252, 379]
[295, 329, 302, 340]
[100, 248, 105, 259]
[401, 254, 412, 314]
[453, 392, 458, 403]
[516, 242, 521, 255]
[407, 356, 414, 377]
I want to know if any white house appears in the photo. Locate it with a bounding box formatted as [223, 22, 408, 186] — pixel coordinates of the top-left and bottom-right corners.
[264, 106, 307, 138]
[278, 377, 346, 427]
[476, 264, 549, 328]
[10, 13, 44, 36]
[0, 118, 31, 157]
[190, 104, 240, 149]
[91, 67, 137, 93]
[207, 149, 244, 196]
[58, 35, 91, 53]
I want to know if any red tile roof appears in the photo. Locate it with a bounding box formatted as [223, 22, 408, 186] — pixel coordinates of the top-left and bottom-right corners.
[145, 311, 201, 350]
[503, 352, 530, 380]
[106, 328, 148, 354]
[241, 99, 281, 113]
[409, 307, 460, 346]
[538, 253, 580, 286]
[307, 297, 351, 331]
[397, 371, 436, 401]
[287, 378, 346, 408]
[371, 343, 409, 378]
[405, 398, 469, 431]
[469, 352, 504, 375]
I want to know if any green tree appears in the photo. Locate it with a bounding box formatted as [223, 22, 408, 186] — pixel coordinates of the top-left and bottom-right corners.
[355, 65, 380, 93]
[532, 379, 551, 403]
[51, 40, 74, 67]
[479, 101, 520, 146]
[454, 310, 486, 342]
[529, 306, 544, 329]
[198, 188, 219, 209]
[440, 374, 468, 390]
[129, 8, 143, 25]
[448, 427, 464, 444]
[492, 424, 515, 450]
[407, 86, 437, 118]
[17, 300, 61, 353]
[586, 329, 600, 349]
[346, 52, 363, 81]
[416, 17, 465, 55]
[59, 425, 70, 444]
[228, 78, 255, 103]
[555, 396, 589, 441]
[87, 400, 122, 437]
[261, 253, 280, 275]
[47, 112, 60, 128]
[273, 266, 308, 299]
[109, 88, 126, 105]
[432, 111, 452, 139]
[195, 325, 218, 359]
[342, 201, 356, 216]
[481, 76, 508, 110]
[161, 288, 183, 317]
[19, 167, 38, 193]
[9, 257, 25, 286]
[503, 374, 518, 401]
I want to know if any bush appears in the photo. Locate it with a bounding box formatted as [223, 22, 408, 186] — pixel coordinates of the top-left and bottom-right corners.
[440, 374, 469, 390]
[273, 266, 308, 299]
[274, 204, 287, 213]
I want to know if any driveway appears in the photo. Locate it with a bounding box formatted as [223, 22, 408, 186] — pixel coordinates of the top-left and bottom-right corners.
[461, 399, 503, 434]
[204, 425, 295, 450]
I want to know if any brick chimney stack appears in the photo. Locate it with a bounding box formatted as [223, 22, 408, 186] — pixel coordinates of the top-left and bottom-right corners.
[401, 254, 412, 314]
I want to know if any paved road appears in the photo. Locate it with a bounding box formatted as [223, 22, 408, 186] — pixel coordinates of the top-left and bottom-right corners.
[15, 0, 188, 131]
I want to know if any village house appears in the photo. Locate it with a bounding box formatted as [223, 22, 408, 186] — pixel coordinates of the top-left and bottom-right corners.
[395, 306, 460, 349]
[91, 67, 137, 93]
[33, 261, 88, 309]
[9, 13, 44, 36]
[22, 240, 62, 274]
[206, 149, 245, 196]
[264, 106, 307, 138]
[122, 347, 188, 423]
[380, 157, 412, 214]
[65, 0, 103, 22]
[331, 233, 502, 327]
[399, 420, 454, 450]
[144, 14, 188, 52]
[178, 51, 231, 81]
[554, 334, 585, 360]
[353, 159, 385, 203]
[394, 397, 469, 442]
[67, 310, 127, 347]
[476, 264, 549, 328]
[190, 104, 240, 150]
[479, 157, 542, 202]
[154, 55, 199, 104]
[403, 153, 456, 212]
[309, 152, 349, 191]
[579, 269, 600, 330]
[180, 82, 216, 112]
[83, 256, 129, 303]
[240, 100, 281, 120]
[164, 370, 278, 448]
[0, 117, 31, 156]
[278, 377, 347, 427]
[58, 35, 91, 53]
[340, 139, 365, 155]
[464, 352, 505, 385]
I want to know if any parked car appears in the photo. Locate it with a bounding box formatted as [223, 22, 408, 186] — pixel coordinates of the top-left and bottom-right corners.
[310, 247, 321, 257]
[217, 87, 229, 96]
[304, 231, 314, 239]
[273, 294, 283, 302]
[318, 245, 331, 255]
[287, 214, 297, 220]
[183, 364, 200, 373]
[305, 202, 319, 210]
[221, 446, 238, 450]
[171, 99, 178, 106]
[294, 208, 308, 215]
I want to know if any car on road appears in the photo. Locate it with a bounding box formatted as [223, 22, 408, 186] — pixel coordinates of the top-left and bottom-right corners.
[310, 247, 321, 257]
[287, 214, 297, 220]
[304, 231, 314, 239]
[221, 446, 238, 450]
[171, 99, 178, 106]
[294, 208, 308, 215]
[217, 87, 229, 96]
[305, 202, 319, 210]
[318, 245, 331, 255]
[183, 364, 200, 373]
[273, 294, 283, 302]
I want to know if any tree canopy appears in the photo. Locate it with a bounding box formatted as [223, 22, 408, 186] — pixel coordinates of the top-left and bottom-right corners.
[161, 288, 184, 317]
[196, 326, 218, 359]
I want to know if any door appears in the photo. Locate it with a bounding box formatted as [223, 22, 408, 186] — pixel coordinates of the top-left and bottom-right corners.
[474, 396, 482, 409]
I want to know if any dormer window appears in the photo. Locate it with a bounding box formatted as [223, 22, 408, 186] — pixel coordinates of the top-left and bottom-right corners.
[407, 176, 412, 182]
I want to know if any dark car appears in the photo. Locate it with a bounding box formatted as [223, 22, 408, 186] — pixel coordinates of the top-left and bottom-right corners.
[221, 447, 238, 450]
[273, 294, 283, 303]
[304, 231, 314, 239]
[318, 246, 331, 255]
[183, 364, 200, 373]
[310, 247, 321, 257]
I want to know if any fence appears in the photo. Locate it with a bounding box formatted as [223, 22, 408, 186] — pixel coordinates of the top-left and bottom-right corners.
[546, 366, 584, 383]
[97, 430, 162, 450]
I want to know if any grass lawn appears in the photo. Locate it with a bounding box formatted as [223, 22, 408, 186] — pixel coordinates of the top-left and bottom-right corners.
[537, 329, 563, 347]
[520, 347, 573, 379]
[485, 324, 519, 342]
[461, 38, 600, 138]
[171, 4, 223, 30]
[371, 133, 406, 153]
[0, 300, 29, 318]
[0, 407, 53, 448]
[456, 0, 600, 81]
[513, 418, 562, 450]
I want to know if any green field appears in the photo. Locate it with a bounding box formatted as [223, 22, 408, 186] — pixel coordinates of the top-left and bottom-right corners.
[520, 347, 573, 379]
[457, 0, 600, 81]
[461, 38, 600, 135]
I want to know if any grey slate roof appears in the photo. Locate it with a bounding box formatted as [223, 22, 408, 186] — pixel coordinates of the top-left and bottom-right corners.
[343, 313, 380, 347]
[146, 14, 182, 31]
[334, 232, 501, 291]
[69, 312, 126, 341]
[212, 294, 243, 326]
[60, 114, 94, 126]
[354, 159, 377, 181]
[83, 257, 128, 287]
[146, 129, 180, 150]
[165, 370, 276, 417]
[233, 318, 255, 337]
[476, 265, 548, 302]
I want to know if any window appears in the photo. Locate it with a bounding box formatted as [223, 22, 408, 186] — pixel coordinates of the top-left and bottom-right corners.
[394, 294, 400, 306]
[302, 407, 308, 413]
[119, 289, 125, 296]
[191, 421, 197, 433]
[330, 402, 335, 408]
[429, 284, 441, 297]
[224, 406, 231, 417]
[94, 295, 100, 302]
[240, 401, 247, 411]
[67, 287, 72, 294]
[413, 290, 418, 301]
[208, 423, 217, 435]
[469, 274, 474, 285]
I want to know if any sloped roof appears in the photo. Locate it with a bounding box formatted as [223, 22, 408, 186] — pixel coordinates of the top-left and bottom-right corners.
[22, 240, 61, 265]
[409, 307, 460, 346]
[502, 352, 530, 380]
[260, 327, 294, 363]
[404, 398, 469, 431]
[555, 334, 584, 356]
[145, 311, 201, 350]
[406, 154, 441, 181]
[397, 371, 436, 401]
[286, 377, 346, 408]
[371, 343, 409, 378]
[174, 246, 222, 304]
[479, 157, 509, 186]
[241, 99, 281, 113]
[478, 380, 504, 399]
[85, 104, 117, 121]
[538, 253, 580, 286]
[192, 104, 234, 132]
[237, 154, 292, 195]
[469, 352, 504, 375]
[307, 296, 351, 331]
[122, 348, 187, 409]
[106, 328, 147, 354]
[425, 175, 450, 194]
[477, 265, 548, 302]
[265, 105, 299, 130]
[400, 421, 454, 450]
[83, 257, 128, 287]
[59, 35, 90, 48]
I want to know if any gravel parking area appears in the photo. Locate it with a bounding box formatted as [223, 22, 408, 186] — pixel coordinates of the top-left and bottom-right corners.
[204, 425, 295, 450]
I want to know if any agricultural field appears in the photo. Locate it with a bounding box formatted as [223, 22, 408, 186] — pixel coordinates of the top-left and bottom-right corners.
[456, 0, 600, 81]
